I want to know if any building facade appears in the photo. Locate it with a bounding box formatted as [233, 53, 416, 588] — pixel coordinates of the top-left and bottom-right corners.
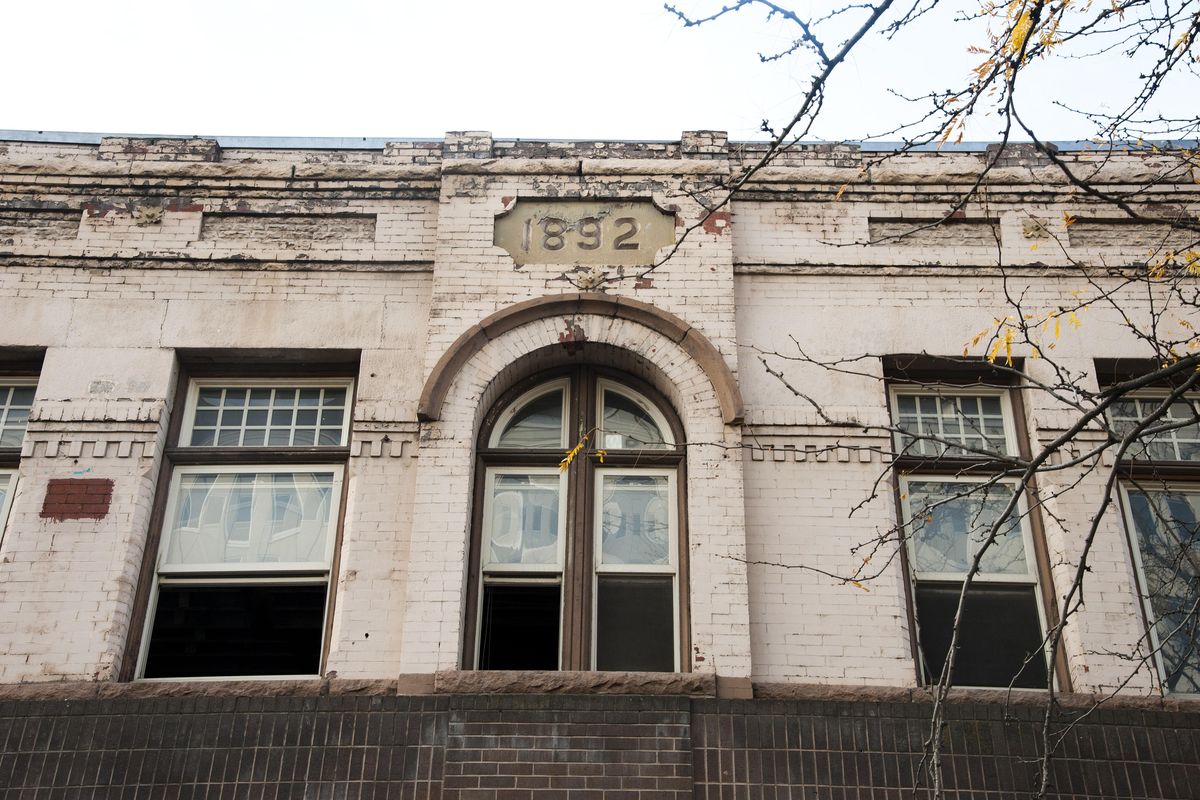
[0, 130, 1197, 798]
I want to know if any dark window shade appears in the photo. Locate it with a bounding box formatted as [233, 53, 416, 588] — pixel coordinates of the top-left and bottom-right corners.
[478, 584, 560, 670]
[596, 576, 674, 672]
[143, 583, 326, 678]
[915, 583, 1048, 689]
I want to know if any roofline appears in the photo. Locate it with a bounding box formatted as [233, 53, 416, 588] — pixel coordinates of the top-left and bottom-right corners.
[0, 128, 1195, 153]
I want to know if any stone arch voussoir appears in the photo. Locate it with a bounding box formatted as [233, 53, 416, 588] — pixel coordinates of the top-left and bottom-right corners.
[418, 293, 744, 426]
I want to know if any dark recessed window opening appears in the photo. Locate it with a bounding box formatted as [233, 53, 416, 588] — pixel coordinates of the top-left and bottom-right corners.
[915, 583, 1048, 689]
[478, 584, 561, 670]
[143, 583, 327, 678]
[596, 576, 674, 672]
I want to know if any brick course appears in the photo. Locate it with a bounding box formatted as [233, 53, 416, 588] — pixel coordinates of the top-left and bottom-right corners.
[0, 692, 1196, 798]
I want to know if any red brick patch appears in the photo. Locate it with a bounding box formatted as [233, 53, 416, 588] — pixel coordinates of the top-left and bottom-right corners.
[40, 478, 114, 521]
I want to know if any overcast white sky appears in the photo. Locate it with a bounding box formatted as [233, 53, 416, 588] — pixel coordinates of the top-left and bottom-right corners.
[2, 1, 1188, 143]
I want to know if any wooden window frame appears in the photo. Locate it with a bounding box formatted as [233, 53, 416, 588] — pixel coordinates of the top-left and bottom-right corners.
[121, 360, 356, 682]
[887, 376, 1069, 690]
[1117, 482, 1200, 696]
[0, 468, 16, 552]
[1106, 381, 1200, 695]
[462, 366, 690, 672]
[0, 363, 40, 554]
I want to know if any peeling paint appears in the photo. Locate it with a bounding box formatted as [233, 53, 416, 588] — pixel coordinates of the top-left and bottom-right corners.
[702, 211, 732, 235]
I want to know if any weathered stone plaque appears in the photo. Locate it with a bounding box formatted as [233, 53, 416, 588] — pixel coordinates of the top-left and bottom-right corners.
[494, 199, 676, 266]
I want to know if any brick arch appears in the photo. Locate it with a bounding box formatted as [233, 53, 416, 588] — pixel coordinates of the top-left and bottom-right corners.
[418, 292, 744, 425]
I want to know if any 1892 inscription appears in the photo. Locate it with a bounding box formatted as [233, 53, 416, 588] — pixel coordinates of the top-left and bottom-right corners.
[494, 199, 676, 267]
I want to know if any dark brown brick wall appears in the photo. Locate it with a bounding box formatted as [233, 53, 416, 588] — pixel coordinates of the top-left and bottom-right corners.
[443, 696, 691, 799]
[0, 695, 447, 799]
[1, 693, 1197, 799]
[39, 478, 114, 521]
[692, 698, 1200, 799]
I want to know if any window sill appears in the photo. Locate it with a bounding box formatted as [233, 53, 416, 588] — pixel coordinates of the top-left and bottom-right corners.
[433, 669, 717, 697]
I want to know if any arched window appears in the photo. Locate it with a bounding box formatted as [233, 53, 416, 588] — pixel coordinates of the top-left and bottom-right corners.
[464, 368, 687, 672]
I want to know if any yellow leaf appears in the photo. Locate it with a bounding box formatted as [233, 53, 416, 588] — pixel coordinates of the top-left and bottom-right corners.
[850, 581, 871, 593]
[1009, 10, 1033, 56]
[559, 434, 589, 471]
[1062, 211, 1077, 227]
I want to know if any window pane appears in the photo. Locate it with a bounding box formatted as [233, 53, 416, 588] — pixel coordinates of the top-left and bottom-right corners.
[1112, 397, 1200, 462]
[915, 583, 1048, 689]
[9, 386, 34, 406]
[188, 385, 349, 447]
[495, 390, 563, 449]
[486, 474, 562, 567]
[596, 576, 674, 671]
[894, 393, 1010, 458]
[478, 584, 560, 670]
[0, 472, 10, 509]
[601, 390, 670, 449]
[0, 383, 35, 448]
[162, 471, 337, 570]
[599, 474, 671, 566]
[906, 481, 1028, 576]
[1125, 488, 1200, 693]
[143, 583, 326, 678]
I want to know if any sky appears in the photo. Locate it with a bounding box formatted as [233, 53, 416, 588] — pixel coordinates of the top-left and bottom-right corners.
[1, 1, 1190, 143]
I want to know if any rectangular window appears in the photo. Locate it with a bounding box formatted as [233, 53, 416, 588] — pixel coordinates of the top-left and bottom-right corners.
[0, 381, 35, 448]
[1107, 385, 1200, 693]
[475, 467, 567, 670]
[891, 386, 1050, 689]
[0, 376, 36, 551]
[891, 390, 1015, 458]
[593, 468, 678, 671]
[138, 378, 352, 680]
[900, 476, 1048, 688]
[1110, 395, 1200, 462]
[1121, 486, 1200, 694]
[0, 470, 16, 549]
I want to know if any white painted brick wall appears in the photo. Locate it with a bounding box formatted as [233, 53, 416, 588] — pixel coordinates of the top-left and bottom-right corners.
[0, 135, 1194, 697]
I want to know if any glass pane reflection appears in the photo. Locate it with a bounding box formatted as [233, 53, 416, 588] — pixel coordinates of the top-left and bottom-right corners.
[906, 481, 1028, 576]
[495, 390, 564, 449]
[164, 471, 336, 568]
[487, 473, 562, 566]
[1126, 488, 1200, 694]
[601, 390, 670, 450]
[599, 474, 671, 566]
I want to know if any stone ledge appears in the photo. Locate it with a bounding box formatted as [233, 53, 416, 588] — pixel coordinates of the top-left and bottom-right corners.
[0, 677, 397, 701]
[1, 676, 1196, 711]
[433, 669, 717, 696]
[752, 681, 1200, 711]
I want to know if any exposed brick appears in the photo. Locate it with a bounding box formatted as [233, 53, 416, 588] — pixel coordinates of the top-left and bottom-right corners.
[39, 478, 114, 521]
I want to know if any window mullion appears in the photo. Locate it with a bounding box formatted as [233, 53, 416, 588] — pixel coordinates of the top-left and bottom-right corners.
[566, 369, 594, 671]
